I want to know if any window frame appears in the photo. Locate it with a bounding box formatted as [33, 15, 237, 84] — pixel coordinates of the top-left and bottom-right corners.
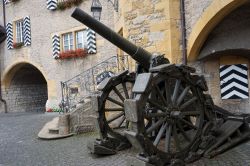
[61, 29, 88, 52]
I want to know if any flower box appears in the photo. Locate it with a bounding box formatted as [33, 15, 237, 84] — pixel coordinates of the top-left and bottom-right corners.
[57, 0, 83, 10]
[13, 42, 24, 49]
[58, 48, 88, 59]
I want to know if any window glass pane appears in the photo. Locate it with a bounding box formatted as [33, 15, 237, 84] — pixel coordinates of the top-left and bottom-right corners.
[63, 33, 73, 51]
[16, 20, 23, 43]
[63, 34, 68, 51]
[76, 30, 87, 49]
[69, 33, 73, 50]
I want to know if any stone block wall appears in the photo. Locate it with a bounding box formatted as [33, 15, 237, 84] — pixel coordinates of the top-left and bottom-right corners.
[2, 84, 47, 112]
[69, 98, 97, 134]
[114, 0, 182, 67]
[184, 0, 213, 37]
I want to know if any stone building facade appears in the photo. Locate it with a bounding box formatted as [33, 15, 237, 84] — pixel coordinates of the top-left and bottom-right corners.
[1, 0, 250, 114]
[0, 0, 116, 112]
[114, 0, 250, 113]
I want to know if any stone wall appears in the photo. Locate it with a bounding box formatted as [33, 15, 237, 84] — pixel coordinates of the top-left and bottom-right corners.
[185, 0, 213, 37]
[69, 97, 97, 134]
[1, 64, 48, 112]
[190, 56, 250, 114]
[199, 3, 250, 59]
[3, 84, 47, 112]
[0, 0, 116, 111]
[114, 0, 182, 66]
[188, 3, 250, 114]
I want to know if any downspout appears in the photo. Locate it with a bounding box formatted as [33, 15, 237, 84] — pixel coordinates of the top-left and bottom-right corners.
[1, 0, 8, 113]
[3, 0, 6, 26]
[180, 0, 187, 65]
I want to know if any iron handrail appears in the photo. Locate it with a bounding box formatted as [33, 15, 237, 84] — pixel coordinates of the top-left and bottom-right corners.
[60, 55, 129, 112]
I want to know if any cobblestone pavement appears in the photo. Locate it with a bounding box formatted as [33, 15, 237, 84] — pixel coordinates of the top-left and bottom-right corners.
[0, 112, 250, 166]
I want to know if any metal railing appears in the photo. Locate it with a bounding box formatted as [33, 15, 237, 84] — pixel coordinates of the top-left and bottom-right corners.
[61, 55, 129, 112]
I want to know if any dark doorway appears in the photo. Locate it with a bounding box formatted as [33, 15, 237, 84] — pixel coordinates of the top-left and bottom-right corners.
[4, 64, 48, 112]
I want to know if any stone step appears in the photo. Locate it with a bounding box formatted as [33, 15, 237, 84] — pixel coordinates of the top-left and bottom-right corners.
[48, 127, 59, 134]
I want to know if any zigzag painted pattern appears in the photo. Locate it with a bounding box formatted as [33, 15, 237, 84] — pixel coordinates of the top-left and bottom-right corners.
[6, 22, 13, 49]
[52, 34, 60, 59]
[47, 0, 57, 10]
[87, 29, 96, 54]
[4, 0, 10, 5]
[23, 16, 31, 46]
[220, 64, 249, 99]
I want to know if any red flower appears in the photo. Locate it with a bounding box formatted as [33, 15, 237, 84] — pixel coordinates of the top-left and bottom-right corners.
[58, 49, 88, 59]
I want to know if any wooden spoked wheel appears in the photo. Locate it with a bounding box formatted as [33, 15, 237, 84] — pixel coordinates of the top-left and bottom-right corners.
[136, 71, 205, 158]
[98, 74, 135, 141]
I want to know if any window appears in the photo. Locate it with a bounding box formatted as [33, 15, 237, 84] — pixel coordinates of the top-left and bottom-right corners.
[61, 29, 88, 51]
[76, 30, 87, 49]
[16, 20, 23, 43]
[63, 32, 73, 51]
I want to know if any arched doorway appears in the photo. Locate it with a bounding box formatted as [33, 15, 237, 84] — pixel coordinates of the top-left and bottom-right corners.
[191, 2, 250, 113]
[3, 63, 48, 113]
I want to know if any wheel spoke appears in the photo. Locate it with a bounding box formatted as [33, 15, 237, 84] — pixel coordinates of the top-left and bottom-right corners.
[165, 124, 172, 152]
[145, 112, 167, 118]
[172, 79, 181, 104]
[148, 99, 166, 111]
[122, 82, 130, 99]
[146, 118, 166, 134]
[180, 97, 197, 111]
[176, 121, 191, 142]
[155, 85, 168, 106]
[173, 123, 181, 151]
[176, 86, 190, 106]
[181, 111, 200, 116]
[107, 97, 124, 107]
[105, 108, 124, 112]
[113, 86, 125, 102]
[180, 119, 198, 130]
[165, 80, 172, 104]
[107, 112, 124, 123]
[117, 115, 126, 128]
[153, 122, 168, 146]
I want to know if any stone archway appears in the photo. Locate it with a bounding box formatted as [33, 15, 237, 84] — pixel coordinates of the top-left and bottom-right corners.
[2, 63, 48, 113]
[187, 0, 249, 61]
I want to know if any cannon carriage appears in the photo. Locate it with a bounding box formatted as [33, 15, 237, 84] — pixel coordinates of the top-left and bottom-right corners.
[71, 8, 250, 165]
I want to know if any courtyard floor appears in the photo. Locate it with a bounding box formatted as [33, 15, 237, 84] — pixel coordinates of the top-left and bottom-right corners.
[0, 112, 250, 166]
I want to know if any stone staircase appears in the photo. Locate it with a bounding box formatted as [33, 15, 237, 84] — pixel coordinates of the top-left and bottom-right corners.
[38, 97, 97, 139]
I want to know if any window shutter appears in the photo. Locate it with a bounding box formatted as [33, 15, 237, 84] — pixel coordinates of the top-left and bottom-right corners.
[87, 29, 96, 54]
[23, 16, 31, 46]
[47, 0, 57, 10]
[52, 34, 60, 59]
[220, 64, 249, 99]
[6, 22, 13, 50]
[4, 0, 10, 5]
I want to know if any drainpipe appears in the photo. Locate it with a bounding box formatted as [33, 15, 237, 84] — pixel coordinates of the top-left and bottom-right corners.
[2, 0, 6, 27]
[1, 1, 8, 113]
[180, 0, 187, 65]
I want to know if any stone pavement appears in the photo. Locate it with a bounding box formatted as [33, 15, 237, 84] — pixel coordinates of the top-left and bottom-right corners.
[0, 112, 250, 166]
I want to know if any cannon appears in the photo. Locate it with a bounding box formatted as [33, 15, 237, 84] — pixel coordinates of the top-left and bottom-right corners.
[72, 8, 250, 165]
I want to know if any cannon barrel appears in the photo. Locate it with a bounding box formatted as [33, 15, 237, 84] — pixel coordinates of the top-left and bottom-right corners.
[72, 8, 152, 70]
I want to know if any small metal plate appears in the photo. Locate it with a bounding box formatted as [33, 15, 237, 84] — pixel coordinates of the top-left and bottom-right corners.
[132, 73, 152, 93]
